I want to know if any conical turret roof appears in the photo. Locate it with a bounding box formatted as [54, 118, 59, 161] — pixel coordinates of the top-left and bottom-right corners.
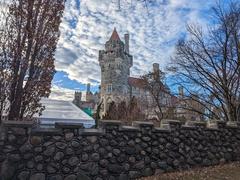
[110, 28, 120, 41]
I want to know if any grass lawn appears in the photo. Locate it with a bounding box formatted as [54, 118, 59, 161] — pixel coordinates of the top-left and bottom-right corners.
[138, 162, 240, 180]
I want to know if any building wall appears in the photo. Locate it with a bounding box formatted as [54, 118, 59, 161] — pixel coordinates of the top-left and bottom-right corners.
[0, 120, 240, 180]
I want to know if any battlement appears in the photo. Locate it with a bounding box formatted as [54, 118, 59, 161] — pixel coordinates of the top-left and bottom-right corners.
[1, 119, 239, 134]
[1, 120, 240, 179]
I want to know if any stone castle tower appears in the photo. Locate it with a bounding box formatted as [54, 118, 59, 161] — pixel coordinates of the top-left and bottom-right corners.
[99, 28, 133, 114]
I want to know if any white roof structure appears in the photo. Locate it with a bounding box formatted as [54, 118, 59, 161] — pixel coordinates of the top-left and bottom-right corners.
[35, 98, 95, 128]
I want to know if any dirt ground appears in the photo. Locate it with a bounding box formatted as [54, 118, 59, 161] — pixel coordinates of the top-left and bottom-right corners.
[138, 162, 240, 180]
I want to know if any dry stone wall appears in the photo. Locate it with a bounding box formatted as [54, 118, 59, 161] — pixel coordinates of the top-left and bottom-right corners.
[0, 120, 240, 180]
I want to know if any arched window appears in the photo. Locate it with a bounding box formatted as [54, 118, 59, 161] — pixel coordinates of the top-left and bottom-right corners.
[106, 84, 112, 93]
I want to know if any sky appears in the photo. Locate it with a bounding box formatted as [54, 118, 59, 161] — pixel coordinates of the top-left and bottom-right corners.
[50, 0, 224, 101]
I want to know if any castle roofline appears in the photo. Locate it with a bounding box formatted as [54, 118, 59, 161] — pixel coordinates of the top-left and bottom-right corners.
[109, 28, 121, 41]
[128, 77, 146, 88]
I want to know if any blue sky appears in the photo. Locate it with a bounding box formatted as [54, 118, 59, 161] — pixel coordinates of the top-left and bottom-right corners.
[50, 0, 225, 100]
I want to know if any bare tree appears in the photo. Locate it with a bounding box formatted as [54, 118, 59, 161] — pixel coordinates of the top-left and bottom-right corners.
[170, 2, 240, 122]
[141, 68, 173, 124]
[102, 98, 145, 124]
[0, 0, 65, 121]
[126, 96, 145, 124]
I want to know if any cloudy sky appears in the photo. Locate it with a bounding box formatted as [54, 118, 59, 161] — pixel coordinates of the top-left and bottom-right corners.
[50, 0, 225, 100]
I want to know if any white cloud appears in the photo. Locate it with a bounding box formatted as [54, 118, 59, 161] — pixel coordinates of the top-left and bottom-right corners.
[50, 85, 75, 101]
[55, 0, 216, 85]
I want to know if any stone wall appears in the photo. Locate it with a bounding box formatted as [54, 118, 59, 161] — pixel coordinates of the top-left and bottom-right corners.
[0, 120, 240, 180]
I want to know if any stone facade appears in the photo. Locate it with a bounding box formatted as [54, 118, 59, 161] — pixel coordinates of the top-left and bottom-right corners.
[99, 28, 133, 115]
[0, 120, 240, 180]
[98, 29, 173, 118]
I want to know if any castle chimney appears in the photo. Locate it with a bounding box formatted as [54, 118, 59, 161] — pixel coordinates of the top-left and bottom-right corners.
[153, 63, 159, 73]
[124, 33, 129, 53]
[153, 63, 160, 80]
[87, 83, 91, 93]
[178, 86, 184, 98]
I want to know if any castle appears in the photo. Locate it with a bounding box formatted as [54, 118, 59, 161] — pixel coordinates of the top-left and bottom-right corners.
[98, 28, 174, 117]
[73, 28, 205, 121]
[73, 83, 99, 116]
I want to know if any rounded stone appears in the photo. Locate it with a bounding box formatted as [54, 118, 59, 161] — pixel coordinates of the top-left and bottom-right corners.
[153, 148, 159, 155]
[125, 147, 135, 155]
[93, 144, 100, 151]
[91, 153, 100, 161]
[56, 142, 67, 150]
[128, 140, 135, 146]
[35, 155, 43, 162]
[77, 172, 91, 180]
[106, 146, 112, 151]
[8, 134, 16, 143]
[99, 138, 108, 146]
[54, 152, 64, 161]
[34, 147, 42, 153]
[129, 156, 136, 163]
[49, 175, 63, 180]
[113, 149, 121, 156]
[142, 136, 151, 142]
[143, 168, 153, 176]
[64, 175, 76, 180]
[129, 171, 141, 179]
[87, 136, 98, 143]
[47, 165, 57, 174]
[68, 157, 79, 166]
[98, 147, 106, 156]
[135, 138, 141, 143]
[66, 148, 74, 155]
[108, 164, 124, 173]
[71, 140, 80, 148]
[65, 132, 74, 141]
[30, 136, 42, 145]
[110, 140, 118, 146]
[17, 171, 30, 180]
[36, 164, 43, 171]
[63, 166, 70, 173]
[150, 162, 157, 169]
[20, 144, 32, 153]
[124, 163, 130, 171]
[134, 161, 145, 170]
[144, 156, 151, 164]
[9, 154, 21, 162]
[158, 161, 168, 169]
[30, 173, 45, 180]
[96, 178, 103, 180]
[27, 161, 34, 169]
[117, 154, 126, 162]
[119, 174, 128, 180]
[99, 159, 108, 167]
[81, 153, 89, 162]
[44, 146, 55, 156]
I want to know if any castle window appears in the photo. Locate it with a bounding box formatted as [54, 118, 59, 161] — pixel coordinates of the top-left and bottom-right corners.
[107, 84, 112, 93]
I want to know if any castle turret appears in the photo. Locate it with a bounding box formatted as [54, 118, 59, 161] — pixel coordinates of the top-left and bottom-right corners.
[73, 91, 82, 107]
[99, 28, 133, 114]
[153, 63, 160, 80]
[87, 83, 91, 93]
